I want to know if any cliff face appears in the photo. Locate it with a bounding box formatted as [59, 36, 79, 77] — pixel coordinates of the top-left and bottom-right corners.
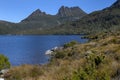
[57, 6, 86, 17]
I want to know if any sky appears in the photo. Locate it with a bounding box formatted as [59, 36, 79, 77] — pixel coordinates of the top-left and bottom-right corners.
[0, 0, 116, 23]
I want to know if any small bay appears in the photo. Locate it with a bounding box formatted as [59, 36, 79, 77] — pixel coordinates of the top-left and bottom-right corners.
[0, 35, 87, 66]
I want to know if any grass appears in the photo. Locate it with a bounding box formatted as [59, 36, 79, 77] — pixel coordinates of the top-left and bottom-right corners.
[4, 34, 120, 80]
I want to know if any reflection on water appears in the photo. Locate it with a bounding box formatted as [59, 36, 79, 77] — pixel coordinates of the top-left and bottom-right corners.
[0, 35, 87, 66]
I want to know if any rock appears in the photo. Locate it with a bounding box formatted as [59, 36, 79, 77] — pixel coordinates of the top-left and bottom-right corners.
[0, 69, 9, 74]
[45, 50, 53, 55]
[0, 69, 9, 78]
[0, 78, 4, 80]
[51, 46, 58, 51]
[45, 46, 63, 55]
[57, 6, 86, 17]
[24, 9, 47, 18]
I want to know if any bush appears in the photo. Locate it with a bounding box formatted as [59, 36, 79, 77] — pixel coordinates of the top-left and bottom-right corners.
[63, 41, 77, 48]
[54, 51, 66, 59]
[0, 54, 10, 70]
[69, 53, 110, 80]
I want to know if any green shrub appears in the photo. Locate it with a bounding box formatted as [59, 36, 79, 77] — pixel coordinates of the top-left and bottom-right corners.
[86, 53, 105, 67]
[69, 53, 110, 80]
[54, 51, 66, 59]
[72, 69, 89, 80]
[0, 54, 10, 70]
[63, 41, 77, 48]
[96, 71, 110, 80]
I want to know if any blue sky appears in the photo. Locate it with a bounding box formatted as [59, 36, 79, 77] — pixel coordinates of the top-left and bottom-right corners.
[0, 0, 116, 23]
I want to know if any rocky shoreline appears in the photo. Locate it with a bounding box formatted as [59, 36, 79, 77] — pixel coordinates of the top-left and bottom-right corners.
[45, 46, 63, 55]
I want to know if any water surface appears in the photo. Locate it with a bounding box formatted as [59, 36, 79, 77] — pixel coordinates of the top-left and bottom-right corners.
[0, 35, 87, 66]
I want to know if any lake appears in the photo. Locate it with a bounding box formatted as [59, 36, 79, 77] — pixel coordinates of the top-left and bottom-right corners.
[0, 35, 87, 66]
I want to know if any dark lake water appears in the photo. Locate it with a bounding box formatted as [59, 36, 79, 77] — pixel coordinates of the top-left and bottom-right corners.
[0, 35, 87, 66]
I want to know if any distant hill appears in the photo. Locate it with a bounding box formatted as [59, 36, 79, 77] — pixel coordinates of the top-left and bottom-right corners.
[0, 21, 15, 34]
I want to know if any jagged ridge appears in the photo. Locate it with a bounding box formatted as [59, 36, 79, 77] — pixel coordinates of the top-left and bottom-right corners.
[57, 6, 86, 17]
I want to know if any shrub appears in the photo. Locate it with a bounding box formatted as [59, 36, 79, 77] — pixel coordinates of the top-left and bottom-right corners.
[63, 41, 77, 48]
[54, 51, 66, 59]
[0, 54, 10, 70]
[72, 69, 89, 80]
[69, 53, 110, 80]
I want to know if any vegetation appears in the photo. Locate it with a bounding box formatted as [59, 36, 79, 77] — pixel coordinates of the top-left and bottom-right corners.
[4, 34, 120, 80]
[0, 54, 10, 70]
[1, 0, 120, 80]
[63, 41, 77, 48]
[5, 65, 43, 80]
[0, 0, 120, 35]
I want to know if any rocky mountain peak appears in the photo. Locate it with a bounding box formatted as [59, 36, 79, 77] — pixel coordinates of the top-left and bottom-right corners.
[21, 9, 48, 22]
[29, 9, 46, 17]
[57, 6, 86, 17]
[21, 6, 87, 23]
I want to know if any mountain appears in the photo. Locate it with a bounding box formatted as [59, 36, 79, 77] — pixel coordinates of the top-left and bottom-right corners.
[56, 6, 86, 22]
[14, 6, 86, 34]
[22, 6, 86, 22]
[0, 0, 120, 35]
[21, 9, 57, 22]
[0, 6, 87, 34]
[49, 0, 120, 35]
[21, 6, 86, 25]
[57, 6, 86, 17]
[20, 9, 59, 29]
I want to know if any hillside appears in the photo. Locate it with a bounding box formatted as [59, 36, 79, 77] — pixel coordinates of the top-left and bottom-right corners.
[0, 21, 16, 34]
[46, 0, 120, 35]
[19, 0, 120, 35]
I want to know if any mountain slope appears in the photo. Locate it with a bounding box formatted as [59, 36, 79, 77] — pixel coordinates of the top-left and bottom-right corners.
[0, 21, 16, 34]
[50, 0, 120, 34]
[111, 0, 120, 8]
[19, 9, 59, 28]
